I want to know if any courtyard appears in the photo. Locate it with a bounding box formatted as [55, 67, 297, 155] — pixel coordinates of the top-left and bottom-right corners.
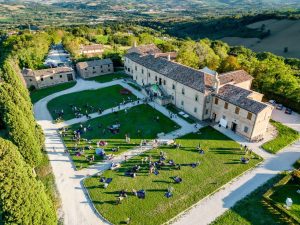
[84, 126, 262, 225]
[47, 84, 137, 121]
[62, 104, 180, 169]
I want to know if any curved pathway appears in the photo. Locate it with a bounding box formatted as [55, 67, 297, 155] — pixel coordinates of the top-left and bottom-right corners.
[34, 78, 300, 225]
[34, 78, 199, 225]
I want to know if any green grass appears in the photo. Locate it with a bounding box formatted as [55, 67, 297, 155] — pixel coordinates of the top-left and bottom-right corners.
[262, 120, 300, 154]
[47, 85, 137, 121]
[269, 180, 300, 221]
[212, 175, 292, 225]
[30, 81, 77, 104]
[62, 104, 180, 169]
[87, 72, 129, 83]
[84, 126, 261, 225]
[35, 154, 60, 211]
[127, 82, 142, 91]
[166, 104, 195, 124]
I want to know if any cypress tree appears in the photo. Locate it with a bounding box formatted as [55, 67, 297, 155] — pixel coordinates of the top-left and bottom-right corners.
[0, 138, 57, 225]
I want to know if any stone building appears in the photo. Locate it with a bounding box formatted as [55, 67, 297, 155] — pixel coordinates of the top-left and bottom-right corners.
[76, 59, 114, 79]
[124, 45, 273, 141]
[22, 67, 75, 89]
[79, 44, 104, 56]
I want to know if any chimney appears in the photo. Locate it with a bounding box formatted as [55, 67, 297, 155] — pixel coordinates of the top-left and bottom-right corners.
[214, 72, 220, 93]
[167, 53, 171, 61]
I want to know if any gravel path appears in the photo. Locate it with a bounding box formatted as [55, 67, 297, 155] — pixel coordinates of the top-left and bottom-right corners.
[34, 78, 199, 225]
[171, 110, 300, 225]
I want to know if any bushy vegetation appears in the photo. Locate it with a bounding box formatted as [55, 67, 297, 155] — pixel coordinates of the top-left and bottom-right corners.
[0, 138, 57, 225]
[262, 121, 299, 154]
[0, 31, 58, 223]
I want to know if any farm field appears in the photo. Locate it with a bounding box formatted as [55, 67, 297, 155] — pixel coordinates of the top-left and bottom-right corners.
[221, 19, 300, 58]
[84, 127, 262, 225]
[62, 104, 180, 169]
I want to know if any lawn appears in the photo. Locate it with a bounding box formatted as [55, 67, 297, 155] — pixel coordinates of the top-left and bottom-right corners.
[87, 72, 129, 83]
[30, 81, 77, 104]
[62, 104, 180, 169]
[47, 85, 137, 121]
[166, 104, 195, 124]
[269, 178, 300, 222]
[212, 175, 291, 225]
[84, 126, 262, 225]
[262, 120, 299, 154]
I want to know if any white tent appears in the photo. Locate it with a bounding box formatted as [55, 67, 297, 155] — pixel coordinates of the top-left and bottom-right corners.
[286, 197, 293, 208]
[219, 118, 228, 128]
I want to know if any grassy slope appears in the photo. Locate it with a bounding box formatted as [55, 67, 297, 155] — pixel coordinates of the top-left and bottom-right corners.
[62, 104, 180, 169]
[47, 85, 137, 121]
[262, 121, 299, 154]
[211, 175, 291, 225]
[84, 126, 261, 225]
[30, 81, 77, 104]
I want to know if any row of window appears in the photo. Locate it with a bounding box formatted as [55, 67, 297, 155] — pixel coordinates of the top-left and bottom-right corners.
[215, 98, 253, 120]
[85, 64, 111, 71]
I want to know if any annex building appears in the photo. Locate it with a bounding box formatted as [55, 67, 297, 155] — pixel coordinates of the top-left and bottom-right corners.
[76, 59, 114, 79]
[79, 44, 104, 56]
[124, 44, 273, 141]
[22, 67, 75, 89]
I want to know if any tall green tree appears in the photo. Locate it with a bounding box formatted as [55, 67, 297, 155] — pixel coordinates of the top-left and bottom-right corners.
[0, 138, 57, 225]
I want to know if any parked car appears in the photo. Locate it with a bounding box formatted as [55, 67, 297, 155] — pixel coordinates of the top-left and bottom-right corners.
[269, 100, 276, 105]
[276, 104, 283, 110]
[285, 108, 292, 115]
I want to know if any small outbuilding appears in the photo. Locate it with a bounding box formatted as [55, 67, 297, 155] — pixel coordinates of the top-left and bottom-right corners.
[76, 59, 114, 79]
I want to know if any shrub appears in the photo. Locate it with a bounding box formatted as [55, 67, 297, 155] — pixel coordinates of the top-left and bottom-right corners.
[0, 138, 57, 225]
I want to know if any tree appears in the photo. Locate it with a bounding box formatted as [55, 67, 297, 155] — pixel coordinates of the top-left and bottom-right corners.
[219, 55, 241, 73]
[0, 138, 57, 225]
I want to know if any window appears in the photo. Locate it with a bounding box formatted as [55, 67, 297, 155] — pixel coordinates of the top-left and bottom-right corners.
[41, 78, 44, 81]
[182, 88, 185, 95]
[172, 84, 175, 90]
[181, 101, 184, 106]
[205, 109, 209, 115]
[163, 80, 166, 85]
[29, 79, 32, 82]
[135, 66, 137, 71]
[108, 64, 110, 67]
[194, 107, 197, 113]
[50, 76, 53, 80]
[93, 71, 96, 74]
[142, 69, 144, 74]
[108, 69, 111, 72]
[93, 67, 95, 69]
[101, 70, 103, 73]
[60, 75, 62, 78]
[195, 95, 198, 102]
[247, 112, 252, 120]
[244, 126, 249, 133]
[222, 115, 226, 119]
[101, 65, 103, 68]
[85, 68, 87, 71]
[214, 98, 219, 105]
[148, 72, 151, 77]
[235, 107, 240, 114]
[224, 102, 228, 109]
[128, 68, 130, 72]
[155, 76, 157, 81]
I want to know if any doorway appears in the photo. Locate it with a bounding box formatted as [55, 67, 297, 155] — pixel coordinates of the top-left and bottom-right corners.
[67, 74, 74, 81]
[159, 78, 162, 85]
[212, 113, 216, 121]
[231, 122, 237, 132]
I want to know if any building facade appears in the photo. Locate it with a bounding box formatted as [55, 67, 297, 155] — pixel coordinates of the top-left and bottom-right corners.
[76, 59, 114, 79]
[124, 45, 273, 141]
[79, 44, 104, 56]
[22, 67, 75, 89]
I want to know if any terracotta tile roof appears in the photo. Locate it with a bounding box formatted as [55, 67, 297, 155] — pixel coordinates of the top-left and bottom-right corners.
[76, 59, 113, 70]
[127, 44, 162, 55]
[22, 67, 73, 77]
[215, 84, 268, 114]
[126, 52, 213, 92]
[219, 70, 253, 85]
[80, 44, 104, 52]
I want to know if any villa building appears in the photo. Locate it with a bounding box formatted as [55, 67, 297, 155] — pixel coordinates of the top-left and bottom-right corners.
[124, 44, 273, 141]
[76, 59, 114, 79]
[22, 67, 75, 89]
[79, 44, 104, 56]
